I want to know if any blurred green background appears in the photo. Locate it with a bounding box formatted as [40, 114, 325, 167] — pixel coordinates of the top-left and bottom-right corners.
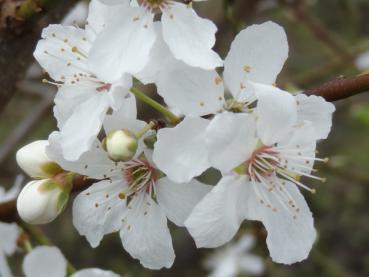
[1, 0, 369, 276]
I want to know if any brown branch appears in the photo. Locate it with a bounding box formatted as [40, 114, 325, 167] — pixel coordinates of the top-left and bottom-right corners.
[304, 73, 369, 102]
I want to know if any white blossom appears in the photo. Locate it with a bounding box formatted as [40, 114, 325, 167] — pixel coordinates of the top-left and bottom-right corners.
[46, 109, 211, 269]
[23, 246, 119, 277]
[204, 234, 264, 277]
[153, 21, 335, 183]
[34, 0, 135, 161]
[185, 86, 333, 264]
[89, 0, 222, 84]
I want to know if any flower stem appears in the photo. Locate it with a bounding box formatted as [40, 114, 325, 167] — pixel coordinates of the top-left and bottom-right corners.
[129, 87, 180, 125]
[136, 121, 157, 139]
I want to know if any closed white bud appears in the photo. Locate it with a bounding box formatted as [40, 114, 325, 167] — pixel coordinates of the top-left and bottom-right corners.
[103, 129, 138, 162]
[16, 140, 63, 178]
[17, 179, 69, 225]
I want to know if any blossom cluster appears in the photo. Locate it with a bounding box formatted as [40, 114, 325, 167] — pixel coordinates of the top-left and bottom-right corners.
[13, 0, 335, 272]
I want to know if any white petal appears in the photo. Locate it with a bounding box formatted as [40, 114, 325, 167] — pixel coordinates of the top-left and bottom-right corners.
[47, 132, 117, 179]
[53, 85, 97, 129]
[135, 22, 173, 85]
[185, 175, 248, 248]
[224, 21, 288, 97]
[156, 177, 212, 226]
[106, 84, 133, 112]
[34, 24, 91, 81]
[0, 222, 19, 255]
[295, 94, 335, 140]
[72, 268, 120, 277]
[120, 194, 175, 269]
[73, 180, 127, 248]
[238, 255, 264, 275]
[161, 2, 222, 69]
[243, 180, 316, 264]
[58, 93, 109, 161]
[0, 251, 12, 277]
[254, 84, 297, 145]
[103, 114, 145, 135]
[153, 117, 211, 183]
[86, 0, 130, 37]
[206, 112, 257, 173]
[278, 122, 317, 174]
[23, 246, 67, 277]
[89, 7, 156, 83]
[156, 59, 224, 116]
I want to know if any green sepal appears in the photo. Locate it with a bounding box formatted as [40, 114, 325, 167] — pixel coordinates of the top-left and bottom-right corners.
[38, 180, 58, 192]
[40, 161, 64, 177]
[56, 192, 69, 212]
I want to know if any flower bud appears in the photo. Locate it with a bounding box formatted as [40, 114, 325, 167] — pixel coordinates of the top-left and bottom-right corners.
[17, 179, 70, 225]
[16, 140, 63, 178]
[103, 129, 138, 162]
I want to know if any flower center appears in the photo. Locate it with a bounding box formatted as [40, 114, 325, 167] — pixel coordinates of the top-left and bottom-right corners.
[122, 156, 157, 196]
[138, 0, 172, 11]
[234, 143, 328, 217]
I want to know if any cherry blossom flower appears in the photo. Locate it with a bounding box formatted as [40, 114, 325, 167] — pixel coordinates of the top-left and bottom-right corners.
[34, 0, 135, 161]
[23, 246, 119, 277]
[89, 0, 222, 84]
[0, 178, 22, 277]
[204, 234, 264, 277]
[185, 87, 333, 264]
[46, 110, 211, 269]
[152, 21, 335, 183]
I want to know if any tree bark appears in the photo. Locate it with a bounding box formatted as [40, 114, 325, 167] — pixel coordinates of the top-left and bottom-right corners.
[0, 0, 77, 113]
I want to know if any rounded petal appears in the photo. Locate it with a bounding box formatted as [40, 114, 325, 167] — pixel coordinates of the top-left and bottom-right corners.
[156, 177, 212, 226]
[72, 268, 120, 277]
[120, 194, 175, 269]
[153, 117, 211, 183]
[54, 85, 97, 129]
[86, 0, 130, 37]
[23, 246, 67, 277]
[243, 181, 316, 264]
[34, 25, 91, 81]
[254, 84, 297, 145]
[135, 22, 173, 85]
[0, 222, 19, 255]
[47, 132, 117, 179]
[185, 175, 248, 248]
[161, 2, 223, 69]
[295, 94, 335, 140]
[224, 21, 288, 97]
[89, 7, 156, 83]
[206, 112, 257, 173]
[73, 180, 127, 248]
[156, 60, 224, 116]
[58, 93, 109, 161]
